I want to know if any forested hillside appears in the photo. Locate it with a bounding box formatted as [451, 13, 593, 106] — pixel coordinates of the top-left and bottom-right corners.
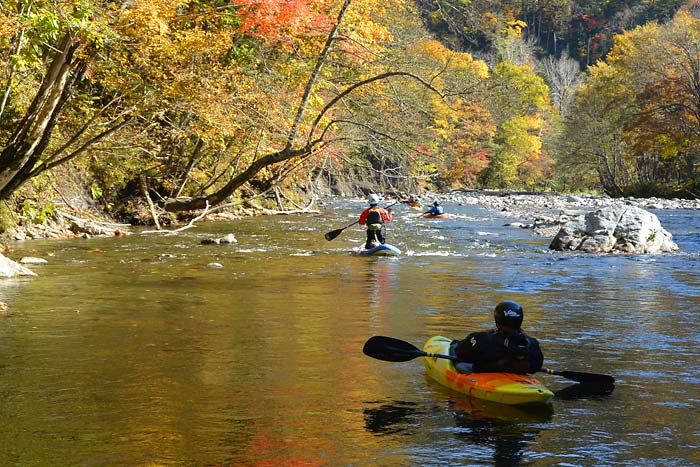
[416, 0, 686, 66]
[0, 0, 698, 231]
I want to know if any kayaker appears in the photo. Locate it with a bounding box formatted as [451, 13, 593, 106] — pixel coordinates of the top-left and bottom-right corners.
[423, 201, 444, 216]
[452, 300, 544, 374]
[358, 194, 393, 249]
[409, 195, 422, 209]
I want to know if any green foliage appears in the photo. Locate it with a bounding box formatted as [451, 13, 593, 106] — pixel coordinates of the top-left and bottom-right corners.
[20, 200, 56, 225]
[0, 203, 16, 234]
[90, 184, 103, 201]
[477, 61, 552, 189]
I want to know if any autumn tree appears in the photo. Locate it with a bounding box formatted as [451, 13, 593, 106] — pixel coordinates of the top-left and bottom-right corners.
[0, 1, 130, 201]
[561, 60, 635, 194]
[158, 0, 501, 210]
[478, 23, 554, 189]
[563, 6, 700, 196]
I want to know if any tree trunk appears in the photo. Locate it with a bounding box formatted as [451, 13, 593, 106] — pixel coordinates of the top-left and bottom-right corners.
[0, 33, 78, 199]
[164, 146, 310, 211]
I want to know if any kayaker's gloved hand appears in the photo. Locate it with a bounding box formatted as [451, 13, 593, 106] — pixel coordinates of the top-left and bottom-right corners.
[387, 206, 393, 213]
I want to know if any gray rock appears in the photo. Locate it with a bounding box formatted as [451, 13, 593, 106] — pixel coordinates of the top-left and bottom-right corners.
[550, 205, 678, 253]
[20, 257, 48, 264]
[201, 233, 237, 245]
[0, 254, 38, 277]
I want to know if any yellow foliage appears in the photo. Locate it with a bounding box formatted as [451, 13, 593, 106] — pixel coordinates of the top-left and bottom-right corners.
[0, 11, 18, 39]
[505, 19, 528, 33]
[342, 0, 396, 54]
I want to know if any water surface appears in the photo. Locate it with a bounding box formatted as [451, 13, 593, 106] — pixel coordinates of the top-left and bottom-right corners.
[1, 199, 699, 466]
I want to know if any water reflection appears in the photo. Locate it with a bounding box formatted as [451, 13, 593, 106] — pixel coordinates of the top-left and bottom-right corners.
[363, 400, 424, 435]
[450, 397, 554, 424]
[2, 201, 699, 466]
[364, 396, 552, 467]
[362, 258, 399, 313]
[450, 398, 551, 467]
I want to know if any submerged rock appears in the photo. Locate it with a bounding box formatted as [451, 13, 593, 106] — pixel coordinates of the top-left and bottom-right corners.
[549, 205, 678, 253]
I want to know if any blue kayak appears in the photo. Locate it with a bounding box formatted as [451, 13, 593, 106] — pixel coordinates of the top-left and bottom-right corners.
[357, 244, 401, 256]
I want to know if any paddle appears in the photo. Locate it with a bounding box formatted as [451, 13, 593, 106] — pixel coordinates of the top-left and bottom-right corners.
[362, 336, 615, 386]
[325, 221, 359, 241]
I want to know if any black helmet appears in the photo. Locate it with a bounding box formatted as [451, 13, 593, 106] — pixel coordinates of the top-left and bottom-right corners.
[494, 300, 523, 329]
[433, 201, 440, 207]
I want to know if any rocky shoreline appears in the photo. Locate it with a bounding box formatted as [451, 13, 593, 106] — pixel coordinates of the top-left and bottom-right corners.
[426, 190, 700, 238]
[438, 190, 700, 215]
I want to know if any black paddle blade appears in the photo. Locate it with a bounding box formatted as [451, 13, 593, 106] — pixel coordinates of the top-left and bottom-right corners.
[541, 368, 615, 385]
[362, 336, 426, 362]
[324, 229, 343, 241]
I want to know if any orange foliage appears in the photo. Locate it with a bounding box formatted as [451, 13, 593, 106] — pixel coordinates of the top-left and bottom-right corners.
[236, 0, 333, 46]
[446, 150, 491, 185]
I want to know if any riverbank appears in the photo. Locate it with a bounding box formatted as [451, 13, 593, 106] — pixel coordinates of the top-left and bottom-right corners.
[3, 190, 699, 246]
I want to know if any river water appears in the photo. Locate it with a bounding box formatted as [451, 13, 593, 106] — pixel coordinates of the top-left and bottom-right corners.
[1, 198, 699, 467]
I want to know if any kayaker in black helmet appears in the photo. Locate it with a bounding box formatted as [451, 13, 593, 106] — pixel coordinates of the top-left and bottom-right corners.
[452, 300, 544, 374]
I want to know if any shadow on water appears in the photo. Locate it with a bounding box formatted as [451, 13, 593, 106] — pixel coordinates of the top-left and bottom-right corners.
[362, 381, 616, 466]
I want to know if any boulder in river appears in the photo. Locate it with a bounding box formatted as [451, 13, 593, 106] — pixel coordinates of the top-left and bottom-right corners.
[549, 205, 678, 254]
[0, 253, 38, 277]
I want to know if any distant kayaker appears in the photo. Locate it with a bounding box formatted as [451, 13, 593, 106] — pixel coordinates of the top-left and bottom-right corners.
[423, 201, 444, 216]
[359, 194, 393, 250]
[452, 300, 544, 374]
[400, 194, 422, 209]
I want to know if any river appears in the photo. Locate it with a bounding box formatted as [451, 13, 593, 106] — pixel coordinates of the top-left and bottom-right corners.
[1, 198, 699, 466]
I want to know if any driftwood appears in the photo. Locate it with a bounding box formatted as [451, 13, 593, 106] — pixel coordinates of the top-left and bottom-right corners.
[140, 174, 161, 230]
[55, 209, 131, 237]
[247, 196, 320, 215]
[141, 201, 210, 235]
[143, 187, 318, 235]
[56, 210, 131, 228]
[226, 190, 319, 215]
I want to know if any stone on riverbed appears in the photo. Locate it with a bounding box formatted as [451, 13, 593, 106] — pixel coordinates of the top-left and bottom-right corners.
[201, 233, 237, 245]
[549, 205, 678, 253]
[0, 253, 38, 277]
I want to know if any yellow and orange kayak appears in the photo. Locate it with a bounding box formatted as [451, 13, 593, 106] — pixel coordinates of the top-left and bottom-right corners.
[422, 213, 456, 218]
[423, 336, 553, 406]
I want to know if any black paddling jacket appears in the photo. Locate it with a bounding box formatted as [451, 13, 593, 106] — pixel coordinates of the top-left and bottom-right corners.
[454, 328, 543, 374]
